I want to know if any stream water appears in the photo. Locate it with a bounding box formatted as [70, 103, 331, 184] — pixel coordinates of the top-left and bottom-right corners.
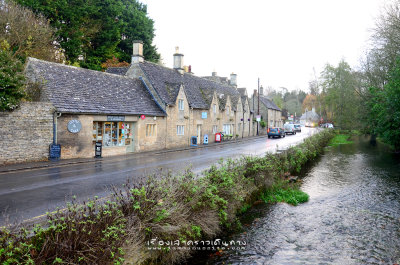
[201, 136, 400, 264]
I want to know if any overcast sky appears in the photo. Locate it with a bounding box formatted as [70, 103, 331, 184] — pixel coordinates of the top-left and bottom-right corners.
[140, 0, 384, 94]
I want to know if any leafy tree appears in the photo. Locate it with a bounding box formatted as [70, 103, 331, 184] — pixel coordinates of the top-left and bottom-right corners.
[367, 59, 400, 151]
[302, 94, 317, 113]
[116, 0, 160, 63]
[0, 0, 59, 111]
[15, 0, 160, 69]
[0, 47, 25, 111]
[320, 60, 361, 129]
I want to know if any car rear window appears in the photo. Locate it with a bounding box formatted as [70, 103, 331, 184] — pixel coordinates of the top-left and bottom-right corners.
[270, 128, 278, 132]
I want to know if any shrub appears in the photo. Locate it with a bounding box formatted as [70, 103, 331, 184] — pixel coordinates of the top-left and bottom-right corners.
[0, 130, 334, 265]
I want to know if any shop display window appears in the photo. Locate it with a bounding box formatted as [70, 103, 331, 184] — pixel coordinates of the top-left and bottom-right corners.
[93, 121, 133, 147]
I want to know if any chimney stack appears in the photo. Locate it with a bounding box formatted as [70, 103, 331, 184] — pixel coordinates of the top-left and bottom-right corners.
[230, 73, 237, 87]
[132, 40, 144, 63]
[173, 46, 184, 74]
[253, 89, 257, 97]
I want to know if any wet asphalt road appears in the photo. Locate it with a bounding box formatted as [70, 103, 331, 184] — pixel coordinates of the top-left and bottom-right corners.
[0, 128, 318, 225]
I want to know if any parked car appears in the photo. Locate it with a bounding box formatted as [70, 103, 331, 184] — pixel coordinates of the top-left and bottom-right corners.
[284, 123, 297, 135]
[326, 123, 334, 129]
[267, 127, 285, 138]
[294, 124, 302, 132]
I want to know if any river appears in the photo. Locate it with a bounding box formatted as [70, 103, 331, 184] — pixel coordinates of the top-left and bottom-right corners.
[199, 136, 400, 264]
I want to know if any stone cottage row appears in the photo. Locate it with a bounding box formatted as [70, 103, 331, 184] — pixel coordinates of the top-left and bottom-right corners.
[0, 41, 283, 163]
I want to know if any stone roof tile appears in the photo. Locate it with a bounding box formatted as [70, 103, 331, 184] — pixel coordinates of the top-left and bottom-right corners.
[26, 58, 165, 116]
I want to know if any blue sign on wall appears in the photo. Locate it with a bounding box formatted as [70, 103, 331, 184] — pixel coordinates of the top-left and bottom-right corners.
[202, 112, 207, 119]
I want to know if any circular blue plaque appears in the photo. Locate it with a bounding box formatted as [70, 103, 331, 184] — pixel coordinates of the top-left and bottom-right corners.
[67, 120, 82, 133]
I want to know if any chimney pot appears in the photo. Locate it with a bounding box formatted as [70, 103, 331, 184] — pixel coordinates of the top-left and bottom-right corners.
[173, 46, 184, 74]
[230, 73, 237, 87]
[132, 40, 144, 63]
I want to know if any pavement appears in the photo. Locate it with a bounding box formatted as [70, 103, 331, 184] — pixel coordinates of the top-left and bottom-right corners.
[0, 128, 319, 226]
[0, 134, 269, 173]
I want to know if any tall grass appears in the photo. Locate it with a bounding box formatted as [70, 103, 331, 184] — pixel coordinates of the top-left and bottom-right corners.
[0, 130, 334, 265]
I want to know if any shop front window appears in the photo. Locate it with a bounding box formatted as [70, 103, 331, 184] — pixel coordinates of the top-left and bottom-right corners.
[93, 121, 133, 147]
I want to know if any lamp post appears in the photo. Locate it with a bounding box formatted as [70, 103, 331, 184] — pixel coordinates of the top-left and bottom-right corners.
[257, 78, 260, 136]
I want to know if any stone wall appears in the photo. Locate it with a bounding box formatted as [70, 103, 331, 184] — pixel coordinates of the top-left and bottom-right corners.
[0, 102, 55, 165]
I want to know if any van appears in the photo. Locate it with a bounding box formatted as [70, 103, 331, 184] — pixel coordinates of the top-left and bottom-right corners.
[284, 123, 296, 135]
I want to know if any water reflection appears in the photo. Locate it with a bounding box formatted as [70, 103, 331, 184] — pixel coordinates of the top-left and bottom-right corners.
[204, 136, 400, 265]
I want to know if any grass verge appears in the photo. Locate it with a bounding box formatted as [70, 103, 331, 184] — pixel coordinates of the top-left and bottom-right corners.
[0, 130, 334, 265]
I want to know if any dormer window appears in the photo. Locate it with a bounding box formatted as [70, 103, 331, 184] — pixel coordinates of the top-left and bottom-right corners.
[213, 104, 216, 114]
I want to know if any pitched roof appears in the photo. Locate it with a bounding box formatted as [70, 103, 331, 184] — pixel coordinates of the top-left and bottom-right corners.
[300, 110, 319, 120]
[26, 58, 165, 116]
[259, 96, 281, 111]
[138, 61, 241, 110]
[106, 67, 128, 76]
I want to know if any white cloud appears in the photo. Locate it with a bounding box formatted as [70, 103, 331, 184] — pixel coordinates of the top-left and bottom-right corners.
[141, 0, 384, 94]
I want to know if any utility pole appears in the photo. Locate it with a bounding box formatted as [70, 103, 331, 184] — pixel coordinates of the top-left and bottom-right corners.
[257, 78, 260, 136]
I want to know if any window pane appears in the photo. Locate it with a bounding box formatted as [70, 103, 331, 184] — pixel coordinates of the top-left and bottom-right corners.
[104, 122, 112, 146]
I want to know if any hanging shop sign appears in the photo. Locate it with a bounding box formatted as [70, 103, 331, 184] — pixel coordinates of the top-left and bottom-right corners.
[107, 116, 125, 122]
[67, 120, 82, 133]
[140, 115, 146, 120]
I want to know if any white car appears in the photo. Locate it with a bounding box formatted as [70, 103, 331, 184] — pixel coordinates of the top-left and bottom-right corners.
[327, 123, 334, 129]
[284, 123, 297, 135]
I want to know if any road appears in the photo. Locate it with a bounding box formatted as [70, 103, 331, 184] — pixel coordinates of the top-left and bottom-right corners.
[0, 127, 319, 226]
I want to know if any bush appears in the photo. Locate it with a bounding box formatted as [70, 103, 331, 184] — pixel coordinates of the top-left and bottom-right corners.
[0, 130, 335, 265]
[0, 49, 25, 111]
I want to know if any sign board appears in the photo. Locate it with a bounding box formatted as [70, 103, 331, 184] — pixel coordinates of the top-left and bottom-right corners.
[256, 115, 261, 122]
[140, 115, 146, 120]
[95, 141, 102, 158]
[291, 115, 294, 118]
[202, 112, 207, 119]
[107, 116, 125, 122]
[49, 144, 61, 160]
[67, 120, 82, 133]
[288, 117, 293, 121]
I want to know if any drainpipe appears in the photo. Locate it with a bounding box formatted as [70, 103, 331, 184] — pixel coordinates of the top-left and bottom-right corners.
[53, 111, 62, 144]
[242, 110, 245, 138]
[165, 105, 168, 149]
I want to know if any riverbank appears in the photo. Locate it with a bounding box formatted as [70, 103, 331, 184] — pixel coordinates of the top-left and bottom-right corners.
[205, 134, 400, 264]
[0, 130, 334, 265]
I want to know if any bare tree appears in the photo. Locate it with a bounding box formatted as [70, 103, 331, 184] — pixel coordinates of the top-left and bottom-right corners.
[361, 0, 400, 89]
[0, 0, 60, 61]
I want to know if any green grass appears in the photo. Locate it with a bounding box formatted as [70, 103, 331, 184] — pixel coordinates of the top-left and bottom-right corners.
[261, 182, 309, 206]
[328, 134, 353, 147]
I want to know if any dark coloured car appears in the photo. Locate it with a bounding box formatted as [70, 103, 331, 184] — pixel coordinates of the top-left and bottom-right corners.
[267, 127, 285, 138]
[294, 124, 302, 132]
